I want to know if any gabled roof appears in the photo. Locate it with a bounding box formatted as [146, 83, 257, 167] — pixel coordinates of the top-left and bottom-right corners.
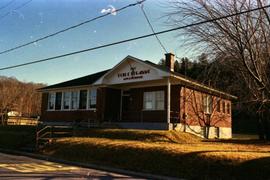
[39, 69, 110, 91]
[93, 55, 169, 85]
[39, 55, 237, 100]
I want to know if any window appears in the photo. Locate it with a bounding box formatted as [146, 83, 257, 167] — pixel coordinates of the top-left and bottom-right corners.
[144, 92, 154, 110]
[227, 103, 230, 114]
[71, 91, 79, 110]
[55, 92, 62, 110]
[79, 90, 87, 109]
[203, 95, 213, 114]
[143, 91, 164, 110]
[156, 91, 165, 110]
[88, 89, 97, 109]
[48, 92, 55, 110]
[217, 99, 221, 112]
[63, 92, 71, 110]
[47, 89, 98, 111]
[222, 101, 226, 113]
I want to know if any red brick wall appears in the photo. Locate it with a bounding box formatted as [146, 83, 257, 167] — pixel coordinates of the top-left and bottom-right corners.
[171, 85, 181, 122]
[121, 85, 181, 123]
[40, 85, 181, 124]
[121, 86, 167, 122]
[41, 110, 97, 123]
[180, 87, 231, 128]
[40, 85, 230, 127]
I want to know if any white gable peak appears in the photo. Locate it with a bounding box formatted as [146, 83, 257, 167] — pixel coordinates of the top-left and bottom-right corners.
[93, 56, 169, 85]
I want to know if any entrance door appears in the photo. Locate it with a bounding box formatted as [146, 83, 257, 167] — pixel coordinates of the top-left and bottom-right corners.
[122, 90, 131, 112]
[104, 88, 121, 122]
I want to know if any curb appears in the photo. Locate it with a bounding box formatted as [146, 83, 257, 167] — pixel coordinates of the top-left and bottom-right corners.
[0, 148, 181, 180]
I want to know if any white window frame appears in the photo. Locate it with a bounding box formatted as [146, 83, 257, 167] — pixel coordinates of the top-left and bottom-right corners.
[46, 87, 98, 111]
[217, 98, 221, 112]
[47, 92, 56, 110]
[227, 102, 230, 114]
[222, 101, 226, 113]
[54, 92, 62, 111]
[62, 91, 71, 110]
[203, 95, 213, 114]
[71, 90, 79, 110]
[88, 88, 97, 110]
[79, 89, 88, 110]
[143, 91, 165, 111]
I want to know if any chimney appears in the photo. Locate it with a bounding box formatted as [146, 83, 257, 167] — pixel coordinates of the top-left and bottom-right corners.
[165, 53, 175, 72]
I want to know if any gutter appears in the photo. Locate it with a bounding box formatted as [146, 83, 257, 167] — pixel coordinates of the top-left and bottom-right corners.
[171, 74, 237, 100]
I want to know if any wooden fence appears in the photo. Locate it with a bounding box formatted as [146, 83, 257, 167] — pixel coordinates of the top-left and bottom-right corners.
[7, 116, 38, 126]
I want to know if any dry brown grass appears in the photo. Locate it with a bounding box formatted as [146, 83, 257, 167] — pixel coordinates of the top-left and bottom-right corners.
[43, 129, 270, 180]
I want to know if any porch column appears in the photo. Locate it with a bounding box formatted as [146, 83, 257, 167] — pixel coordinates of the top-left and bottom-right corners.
[167, 78, 171, 124]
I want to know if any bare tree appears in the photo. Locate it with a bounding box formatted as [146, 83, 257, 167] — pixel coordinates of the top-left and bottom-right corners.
[167, 0, 270, 140]
[0, 76, 44, 125]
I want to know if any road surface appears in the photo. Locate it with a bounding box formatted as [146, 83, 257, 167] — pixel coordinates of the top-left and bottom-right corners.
[0, 152, 145, 179]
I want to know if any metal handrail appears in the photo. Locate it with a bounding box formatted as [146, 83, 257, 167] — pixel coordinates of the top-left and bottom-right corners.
[36, 125, 74, 150]
[37, 125, 51, 137]
[38, 131, 52, 139]
[36, 126, 53, 150]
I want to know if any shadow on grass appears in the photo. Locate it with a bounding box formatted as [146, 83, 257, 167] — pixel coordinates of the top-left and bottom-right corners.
[44, 139, 270, 180]
[73, 128, 200, 144]
[0, 125, 36, 150]
[236, 156, 270, 179]
[203, 138, 270, 145]
[74, 129, 175, 143]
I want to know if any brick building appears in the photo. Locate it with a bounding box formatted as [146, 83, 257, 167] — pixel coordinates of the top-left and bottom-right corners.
[39, 53, 236, 138]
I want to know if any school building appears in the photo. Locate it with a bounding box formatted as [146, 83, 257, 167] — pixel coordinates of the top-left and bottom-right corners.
[39, 53, 237, 138]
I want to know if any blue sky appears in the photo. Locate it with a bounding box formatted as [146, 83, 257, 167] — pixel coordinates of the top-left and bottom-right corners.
[0, 0, 192, 85]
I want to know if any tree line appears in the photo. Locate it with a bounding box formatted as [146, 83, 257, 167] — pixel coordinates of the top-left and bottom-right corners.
[0, 76, 45, 124]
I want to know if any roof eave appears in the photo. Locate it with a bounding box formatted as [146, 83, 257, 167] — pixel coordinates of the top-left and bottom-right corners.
[170, 74, 237, 100]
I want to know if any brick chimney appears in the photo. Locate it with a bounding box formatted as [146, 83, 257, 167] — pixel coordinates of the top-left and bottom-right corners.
[165, 53, 175, 72]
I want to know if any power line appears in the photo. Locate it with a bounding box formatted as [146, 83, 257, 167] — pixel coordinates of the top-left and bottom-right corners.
[0, 0, 146, 56]
[0, 0, 16, 11]
[0, 0, 32, 21]
[0, 4, 269, 71]
[140, 1, 184, 71]
[138, 1, 168, 53]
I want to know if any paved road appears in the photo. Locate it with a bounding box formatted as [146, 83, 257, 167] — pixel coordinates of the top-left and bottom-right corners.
[0, 152, 145, 180]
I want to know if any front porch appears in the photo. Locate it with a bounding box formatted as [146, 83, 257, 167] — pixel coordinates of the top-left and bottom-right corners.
[98, 78, 182, 129]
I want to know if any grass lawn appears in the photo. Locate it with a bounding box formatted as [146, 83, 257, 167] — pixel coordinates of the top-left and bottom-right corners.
[42, 129, 270, 180]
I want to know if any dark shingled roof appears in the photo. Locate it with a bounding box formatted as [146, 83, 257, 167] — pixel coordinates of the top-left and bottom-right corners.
[39, 69, 110, 90]
[39, 57, 236, 99]
[143, 60, 237, 100]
